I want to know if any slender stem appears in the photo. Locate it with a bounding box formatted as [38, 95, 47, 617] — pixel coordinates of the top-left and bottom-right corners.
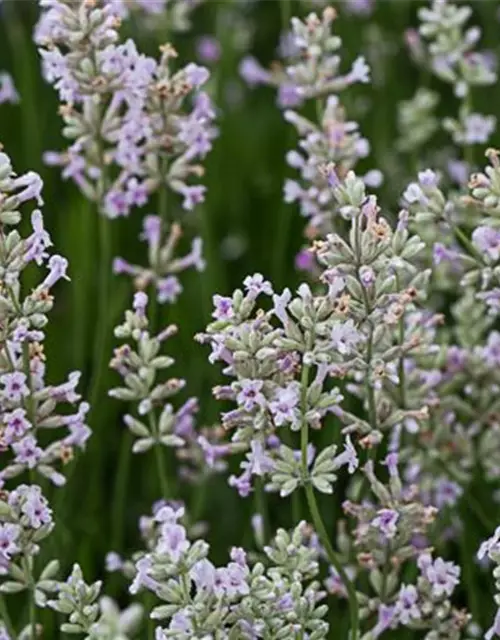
[22, 342, 36, 426]
[254, 477, 269, 542]
[23, 554, 36, 639]
[449, 219, 485, 265]
[304, 483, 359, 639]
[291, 488, 301, 525]
[271, 0, 294, 288]
[29, 587, 36, 640]
[299, 355, 359, 640]
[109, 431, 133, 554]
[380, 544, 391, 603]
[438, 458, 495, 531]
[397, 317, 406, 408]
[354, 214, 378, 434]
[88, 211, 112, 408]
[150, 161, 170, 332]
[148, 413, 169, 499]
[88, 94, 112, 408]
[0, 594, 15, 638]
[158, 159, 170, 229]
[395, 276, 406, 410]
[462, 93, 474, 169]
[280, 0, 291, 32]
[22, 341, 37, 487]
[190, 479, 208, 524]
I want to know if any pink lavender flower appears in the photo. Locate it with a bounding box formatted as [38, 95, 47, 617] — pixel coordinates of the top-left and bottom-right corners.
[0, 72, 19, 104]
[239, 57, 271, 87]
[395, 584, 421, 624]
[372, 604, 396, 638]
[236, 379, 266, 411]
[418, 553, 460, 598]
[243, 273, 273, 297]
[12, 436, 42, 469]
[196, 36, 221, 64]
[157, 523, 190, 562]
[21, 485, 52, 529]
[371, 508, 399, 539]
[333, 436, 358, 474]
[0, 523, 20, 567]
[129, 556, 159, 595]
[478, 527, 500, 561]
[463, 113, 496, 144]
[269, 383, 300, 426]
[0, 372, 29, 403]
[472, 226, 500, 261]
[330, 319, 362, 355]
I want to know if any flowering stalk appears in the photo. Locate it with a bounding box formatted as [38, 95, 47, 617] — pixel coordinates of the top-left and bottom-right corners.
[298, 341, 360, 640]
[240, 6, 375, 250]
[415, 0, 496, 170]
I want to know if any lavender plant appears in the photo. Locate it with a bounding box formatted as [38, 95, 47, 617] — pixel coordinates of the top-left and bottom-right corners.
[409, 0, 496, 169]
[1, 0, 500, 638]
[36, 0, 216, 218]
[241, 7, 377, 243]
[0, 147, 91, 636]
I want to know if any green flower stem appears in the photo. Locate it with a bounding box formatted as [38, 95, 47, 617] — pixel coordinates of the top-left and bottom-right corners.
[440, 461, 495, 531]
[395, 275, 406, 410]
[190, 478, 208, 524]
[448, 218, 485, 266]
[280, 0, 291, 32]
[109, 431, 133, 556]
[87, 94, 112, 408]
[254, 477, 269, 542]
[0, 594, 15, 638]
[462, 93, 474, 169]
[88, 210, 112, 408]
[150, 161, 170, 333]
[148, 412, 169, 499]
[299, 353, 359, 640]
[271, 0, 294, 289]
[23, 555, 36, 640]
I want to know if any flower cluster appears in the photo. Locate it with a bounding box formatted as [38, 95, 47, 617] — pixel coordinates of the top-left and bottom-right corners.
[49, 563, 143, 638]
[35, 0, 204, 48]
[37, 0, 217, 218]
[241, 7, 369, 106]
[0, 485, 54, 589]
[417, 0, 496, 153]
[336, 459, 470, 640]
[113, 217, 205, 305]
[284, 96, 378, 239]
[197, 270, 356, 498]
[241, 7, 376, 241]
[109, 292, 194, 455]
[128, 507, 329, 638]
[1, 1, 500, 639]
[397, 88, 439, 155]
[478, 528, 500, 640]
[0, 151, 90, 488]
[343, 458, 437, 569]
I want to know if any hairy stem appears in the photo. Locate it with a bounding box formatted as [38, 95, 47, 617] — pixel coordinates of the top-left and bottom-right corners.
[148, 412, 169, 499]
[150, 161, 170, 333]
[271, 0, 294, 289]
[254, 477, 269, 542]
[280, 0, 291, 32]
[0, 594, 15, 638]
[299, 354, 359, 640]
[23, 555, 36, 639]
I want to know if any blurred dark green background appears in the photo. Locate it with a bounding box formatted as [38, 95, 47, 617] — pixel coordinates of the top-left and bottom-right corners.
[1, 0, 500, 635]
